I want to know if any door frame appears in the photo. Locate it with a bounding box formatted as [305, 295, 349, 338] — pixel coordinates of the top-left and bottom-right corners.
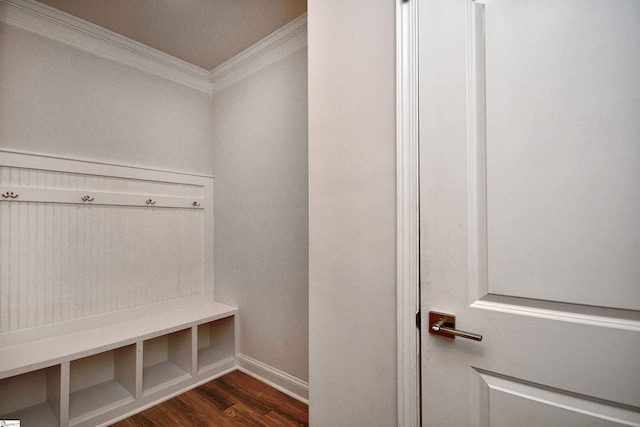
[396, 0, 420, 425]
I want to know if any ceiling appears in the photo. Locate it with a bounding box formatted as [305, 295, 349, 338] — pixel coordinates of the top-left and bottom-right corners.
[34, 0, 307, 71]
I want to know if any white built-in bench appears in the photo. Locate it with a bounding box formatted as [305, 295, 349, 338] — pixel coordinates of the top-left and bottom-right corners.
[0, 151, 236, 426]
[0, 297, 238, 427]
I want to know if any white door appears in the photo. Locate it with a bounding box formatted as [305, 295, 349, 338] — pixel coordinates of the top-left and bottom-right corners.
[419, 0, 640, 425]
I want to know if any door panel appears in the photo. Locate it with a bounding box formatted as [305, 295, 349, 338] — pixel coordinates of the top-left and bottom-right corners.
[477, 370, 640, 427]
[484, 0, 640, 309]
[419, 0, 640, 425]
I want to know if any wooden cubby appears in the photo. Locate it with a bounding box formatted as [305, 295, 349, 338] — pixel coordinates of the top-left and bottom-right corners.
[0, 153, 237, 426]
[0, 366, 62, 427]
[142, 328, 193, 396]
[0, 300, 238, 427]
[69, 345, 136, 425]
[198, 316, 236, 374]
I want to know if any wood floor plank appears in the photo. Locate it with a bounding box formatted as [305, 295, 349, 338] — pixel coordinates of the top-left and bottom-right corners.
[110, 370, 308, 427]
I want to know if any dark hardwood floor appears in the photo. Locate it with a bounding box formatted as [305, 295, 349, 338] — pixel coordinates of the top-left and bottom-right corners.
[110, 370, 308, 427]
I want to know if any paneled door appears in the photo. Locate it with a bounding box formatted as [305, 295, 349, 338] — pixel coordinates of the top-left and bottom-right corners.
[419, 0, 640, 425]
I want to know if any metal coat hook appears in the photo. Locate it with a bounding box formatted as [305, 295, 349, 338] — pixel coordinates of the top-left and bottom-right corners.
[146, 199, 156, 205]
[192, 201, 200, 207]
[1, 191, 19, 199]
[81, 195, 94, 202]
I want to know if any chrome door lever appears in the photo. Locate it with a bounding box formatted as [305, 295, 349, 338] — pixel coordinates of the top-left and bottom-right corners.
[429, 311, 482, 341]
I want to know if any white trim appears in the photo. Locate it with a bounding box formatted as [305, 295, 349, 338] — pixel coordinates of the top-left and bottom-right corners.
[0, 148, 213, 180]
[0, 0, 308, 95]
[0, 0, 213, 93]
[471, 299, 640, 332]
[210, 13, 307, 94]
[466, 1, 488, 304]
[396, 0, 421, 426]
[236, 353, 309, 404]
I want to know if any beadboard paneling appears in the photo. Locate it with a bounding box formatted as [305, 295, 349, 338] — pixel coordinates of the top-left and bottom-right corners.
[0, 151, 213, 334]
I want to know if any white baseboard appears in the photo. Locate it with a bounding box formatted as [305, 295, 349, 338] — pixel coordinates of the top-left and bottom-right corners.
[236, 353, 309, 404]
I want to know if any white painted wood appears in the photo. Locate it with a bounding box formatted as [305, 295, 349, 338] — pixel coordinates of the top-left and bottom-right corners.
[419, 0, 640, 425]
[2, 402, 58, 427]
[114, 345, 137, 399]
[0, 150, 211, 184]
[143, 336, 169, 370]
[0, 187, 204, 208]
[167, 329, 192, 375]
[197, 322, 211, 349]
[0, 368, 48, 414]
[396, 0, 420, 425]
[0, 302, 237, 426]
[59, 362, 70, 427]
[0, 151, 213, 334]
[69, 380, 134, 425]
[70, 352, 116, 394]
[46, 364, 62, 424]
[483, 0, 640, 310]
[134, 343, 143, 400]
[0, 299, 237, 380]
[142, 361, 190, 397]
[0, 0, 213, 93]
[197, 317, 236, 374]
[0, 366, 60, 425]
[476, 370, 640, 426]
[198, 348, 233, 374]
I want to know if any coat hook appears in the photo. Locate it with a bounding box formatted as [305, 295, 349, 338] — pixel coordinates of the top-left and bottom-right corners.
[192, 201, 200, 207]
[146, 199, 156, 205]
[81, 195, 94, 202]
[1, 191, 19, 199]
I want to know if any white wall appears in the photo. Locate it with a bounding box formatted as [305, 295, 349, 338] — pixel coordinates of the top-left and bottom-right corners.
[211, 48, 309, 383]
[0, 22, 214, 175]
[308, 1, 397, 425]
[1, 16, 310, 390]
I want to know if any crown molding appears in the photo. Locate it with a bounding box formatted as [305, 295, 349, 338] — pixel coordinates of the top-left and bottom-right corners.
[210, 13, 307, 94]
[0, 0, 307, 95]
[0, 0, 213, 93]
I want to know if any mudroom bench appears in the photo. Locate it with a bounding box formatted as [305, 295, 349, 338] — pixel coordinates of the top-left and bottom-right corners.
[0, 298, 238, 427]
[0, 151, 233, 426]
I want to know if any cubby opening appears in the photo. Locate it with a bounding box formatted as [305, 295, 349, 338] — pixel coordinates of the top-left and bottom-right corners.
[142, 328, 192, 396]
[197, 316, 235, 374]
[0, 366, 61, 427]
[69, 345, 136, 425]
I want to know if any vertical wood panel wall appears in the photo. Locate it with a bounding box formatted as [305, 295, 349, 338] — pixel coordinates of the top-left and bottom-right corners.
[0, 151, 214, 334]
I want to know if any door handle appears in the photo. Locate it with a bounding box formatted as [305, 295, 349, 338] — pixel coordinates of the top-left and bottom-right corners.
[429, 311, 482, 341]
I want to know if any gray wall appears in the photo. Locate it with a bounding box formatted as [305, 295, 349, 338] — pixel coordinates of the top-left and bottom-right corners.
[211, 48, 309, 383]
[0, 22, 214, 175]
[308, 0, 398, 425]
